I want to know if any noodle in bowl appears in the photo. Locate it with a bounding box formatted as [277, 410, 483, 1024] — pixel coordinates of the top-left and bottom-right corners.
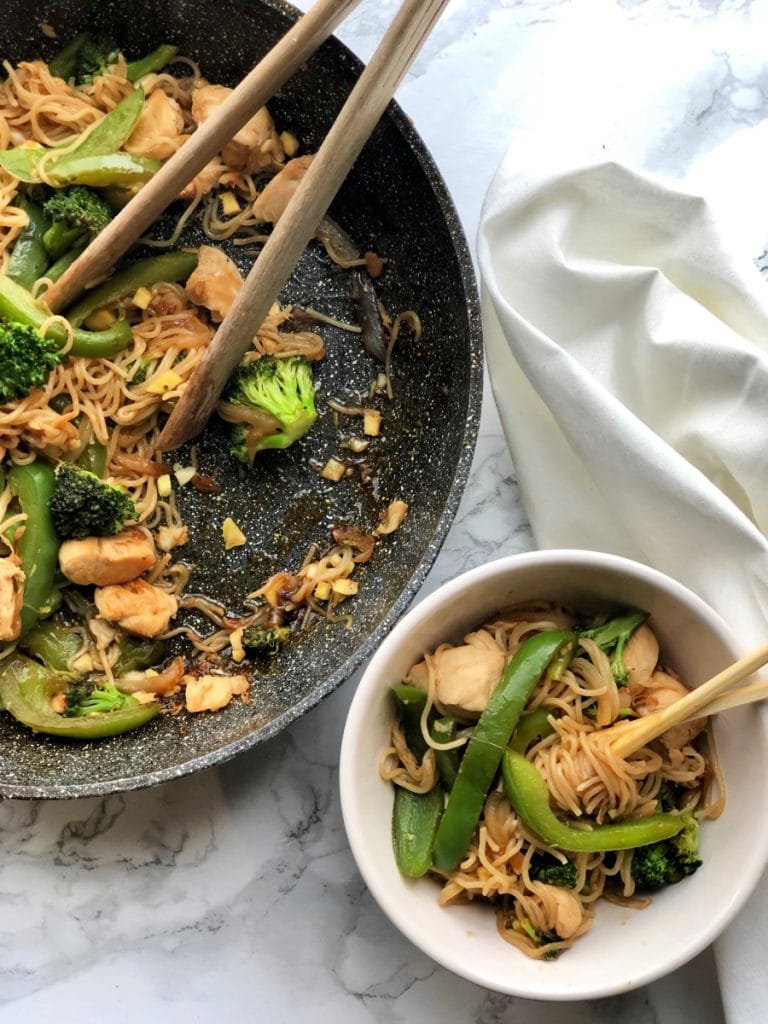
[339, 550, 768, 999]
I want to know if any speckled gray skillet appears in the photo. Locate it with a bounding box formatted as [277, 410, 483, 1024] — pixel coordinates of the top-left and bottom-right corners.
[0, 0, 482, 798]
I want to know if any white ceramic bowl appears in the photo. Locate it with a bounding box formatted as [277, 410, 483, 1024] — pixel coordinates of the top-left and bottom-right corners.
[340, 550, 768, 999]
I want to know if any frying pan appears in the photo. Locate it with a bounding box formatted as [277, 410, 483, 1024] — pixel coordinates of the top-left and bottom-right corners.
[0, 0, 482, 797]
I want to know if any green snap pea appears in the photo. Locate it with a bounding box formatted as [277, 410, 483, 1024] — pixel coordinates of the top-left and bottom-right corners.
[0, 274, 132, 359]
[46, 247, 85, 284]
[7, 199, 51, 289]
[432, 630, 575, 872]
[502, 750, 686, 852]
[392, 786, 444, 878]
[8, 463, 59, 638]
[47, 152, 161, 189]
[431, 716, 459, 790]
[65, 251, 199, 326]
[126, 45, 178, 82]
[0, 653, 159, 739]
[57, 88, 145, 163]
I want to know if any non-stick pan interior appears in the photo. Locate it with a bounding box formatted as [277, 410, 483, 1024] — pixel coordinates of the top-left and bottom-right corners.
[0, 0, 482, 797]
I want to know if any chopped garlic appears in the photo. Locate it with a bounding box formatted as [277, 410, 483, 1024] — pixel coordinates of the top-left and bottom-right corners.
[71, 653, 94, 673]
[280, 131, 299, 157]
[132, 691, 159, 705]
[363, 409, 382, 437]
[230, 626, 246, 663]
[146, 370, 183, 395]
[219, 191, 240, 215]
[320, 458, 346, 482]
[84, 308, 116, 331]
[156, 525, 189, 551]
[132, 286, 153, 309]
[314, 580, 331, 601]
[375, 499, 408, 536]
[157, 474, 172, 497]
[332, 578, 358, 597]
[174, 465, 196, 486]
[222, 517, 246, 549]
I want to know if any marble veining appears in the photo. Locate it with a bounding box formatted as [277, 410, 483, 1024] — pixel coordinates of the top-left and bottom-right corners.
[1, 0, 766, 1018]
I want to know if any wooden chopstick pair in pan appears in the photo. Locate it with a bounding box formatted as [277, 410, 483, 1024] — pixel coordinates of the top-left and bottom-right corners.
[43, 0, 450, 450]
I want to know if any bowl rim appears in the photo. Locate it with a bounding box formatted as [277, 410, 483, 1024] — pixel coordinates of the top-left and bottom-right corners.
[339, 548, 768, 999]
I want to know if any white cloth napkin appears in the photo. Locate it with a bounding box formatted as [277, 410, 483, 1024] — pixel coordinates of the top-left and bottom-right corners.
[478, 156, 768, 1020]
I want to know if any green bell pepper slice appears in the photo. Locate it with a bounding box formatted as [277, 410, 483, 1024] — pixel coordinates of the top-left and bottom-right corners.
[48, 34, 88, 81]
[0, 653, 159, 739]
[431, 629, 575, 872]
[8, 463, 59, 638]
[23, 620, 82, 673]
[0, 274, 132, 359]
[502, 749, 686, 851]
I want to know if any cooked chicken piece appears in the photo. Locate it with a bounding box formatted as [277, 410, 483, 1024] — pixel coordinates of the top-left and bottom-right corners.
[532, 883, 584, 940]
[630, 669, 706, 750]
[185, 245, 243, 322]
[95, 579, 178, 637]
[251, 155, 314, 223]
[622, 625, 659, 688]
[59, 529, 156, 586]
[191, 83, 284, 173]
[407, 630, 506, 718]
[178, 157, 229, 200]
[184, 673, 249, 713]
[124, 88, 185, 162]
[0, 553, 24, 641]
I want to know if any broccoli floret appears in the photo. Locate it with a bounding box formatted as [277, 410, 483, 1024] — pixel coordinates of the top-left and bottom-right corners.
[75, 36, 121, 84]
[518, 919, 561, 958]
[528, 854, 578, 889]
[64, 679, 137, 717]
[43, 186, 113, 258]
[241, 626, 291, 658]
[631, 815, 702, 891]
[49, 463, 136, 539]
[223, 356, 317, 464]
[580, 609, 648, 684]
[0, 321, 63, 403]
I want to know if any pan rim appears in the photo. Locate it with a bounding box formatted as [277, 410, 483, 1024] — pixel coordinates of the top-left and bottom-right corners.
[0, 0, 483, 799]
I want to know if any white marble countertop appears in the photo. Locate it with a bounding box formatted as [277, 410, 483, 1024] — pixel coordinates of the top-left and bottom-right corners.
[4, 0, 767, 1019]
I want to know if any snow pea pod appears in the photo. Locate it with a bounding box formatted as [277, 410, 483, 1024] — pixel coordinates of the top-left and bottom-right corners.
[432, 630, 575, 872]
[7, 198, 51, 289]
[502, 750, 685, 851]
[126, 45, 178, 82]
[48, 152, 160, 189]
[8, 463, 59, 637]
[0, 274, 132, 359]
[65, 251, 198, 326]
[58, 88, 145, 163]
[0, 653, 159, 739]
[46, 246, 85, 284]
[392, 786, 444, 878]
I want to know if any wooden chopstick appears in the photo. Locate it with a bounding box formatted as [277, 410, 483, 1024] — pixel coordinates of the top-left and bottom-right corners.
[157, 0, 449, 451]
[609, 641, 768, 758]
[43, 0, 363, 312]
[681, 678, 768, 720]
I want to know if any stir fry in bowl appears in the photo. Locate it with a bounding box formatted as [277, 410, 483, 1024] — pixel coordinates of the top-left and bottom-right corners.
[381, 604, 722, 959]
[0, 34, 416, 740]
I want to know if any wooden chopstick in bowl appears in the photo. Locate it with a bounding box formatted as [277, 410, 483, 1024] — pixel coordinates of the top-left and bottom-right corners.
[43, 0, 363, 312]
[157, 0, 450, 452]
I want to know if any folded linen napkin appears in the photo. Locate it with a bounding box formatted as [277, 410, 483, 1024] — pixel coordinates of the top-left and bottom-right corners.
[478, 157, 768, 1021]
